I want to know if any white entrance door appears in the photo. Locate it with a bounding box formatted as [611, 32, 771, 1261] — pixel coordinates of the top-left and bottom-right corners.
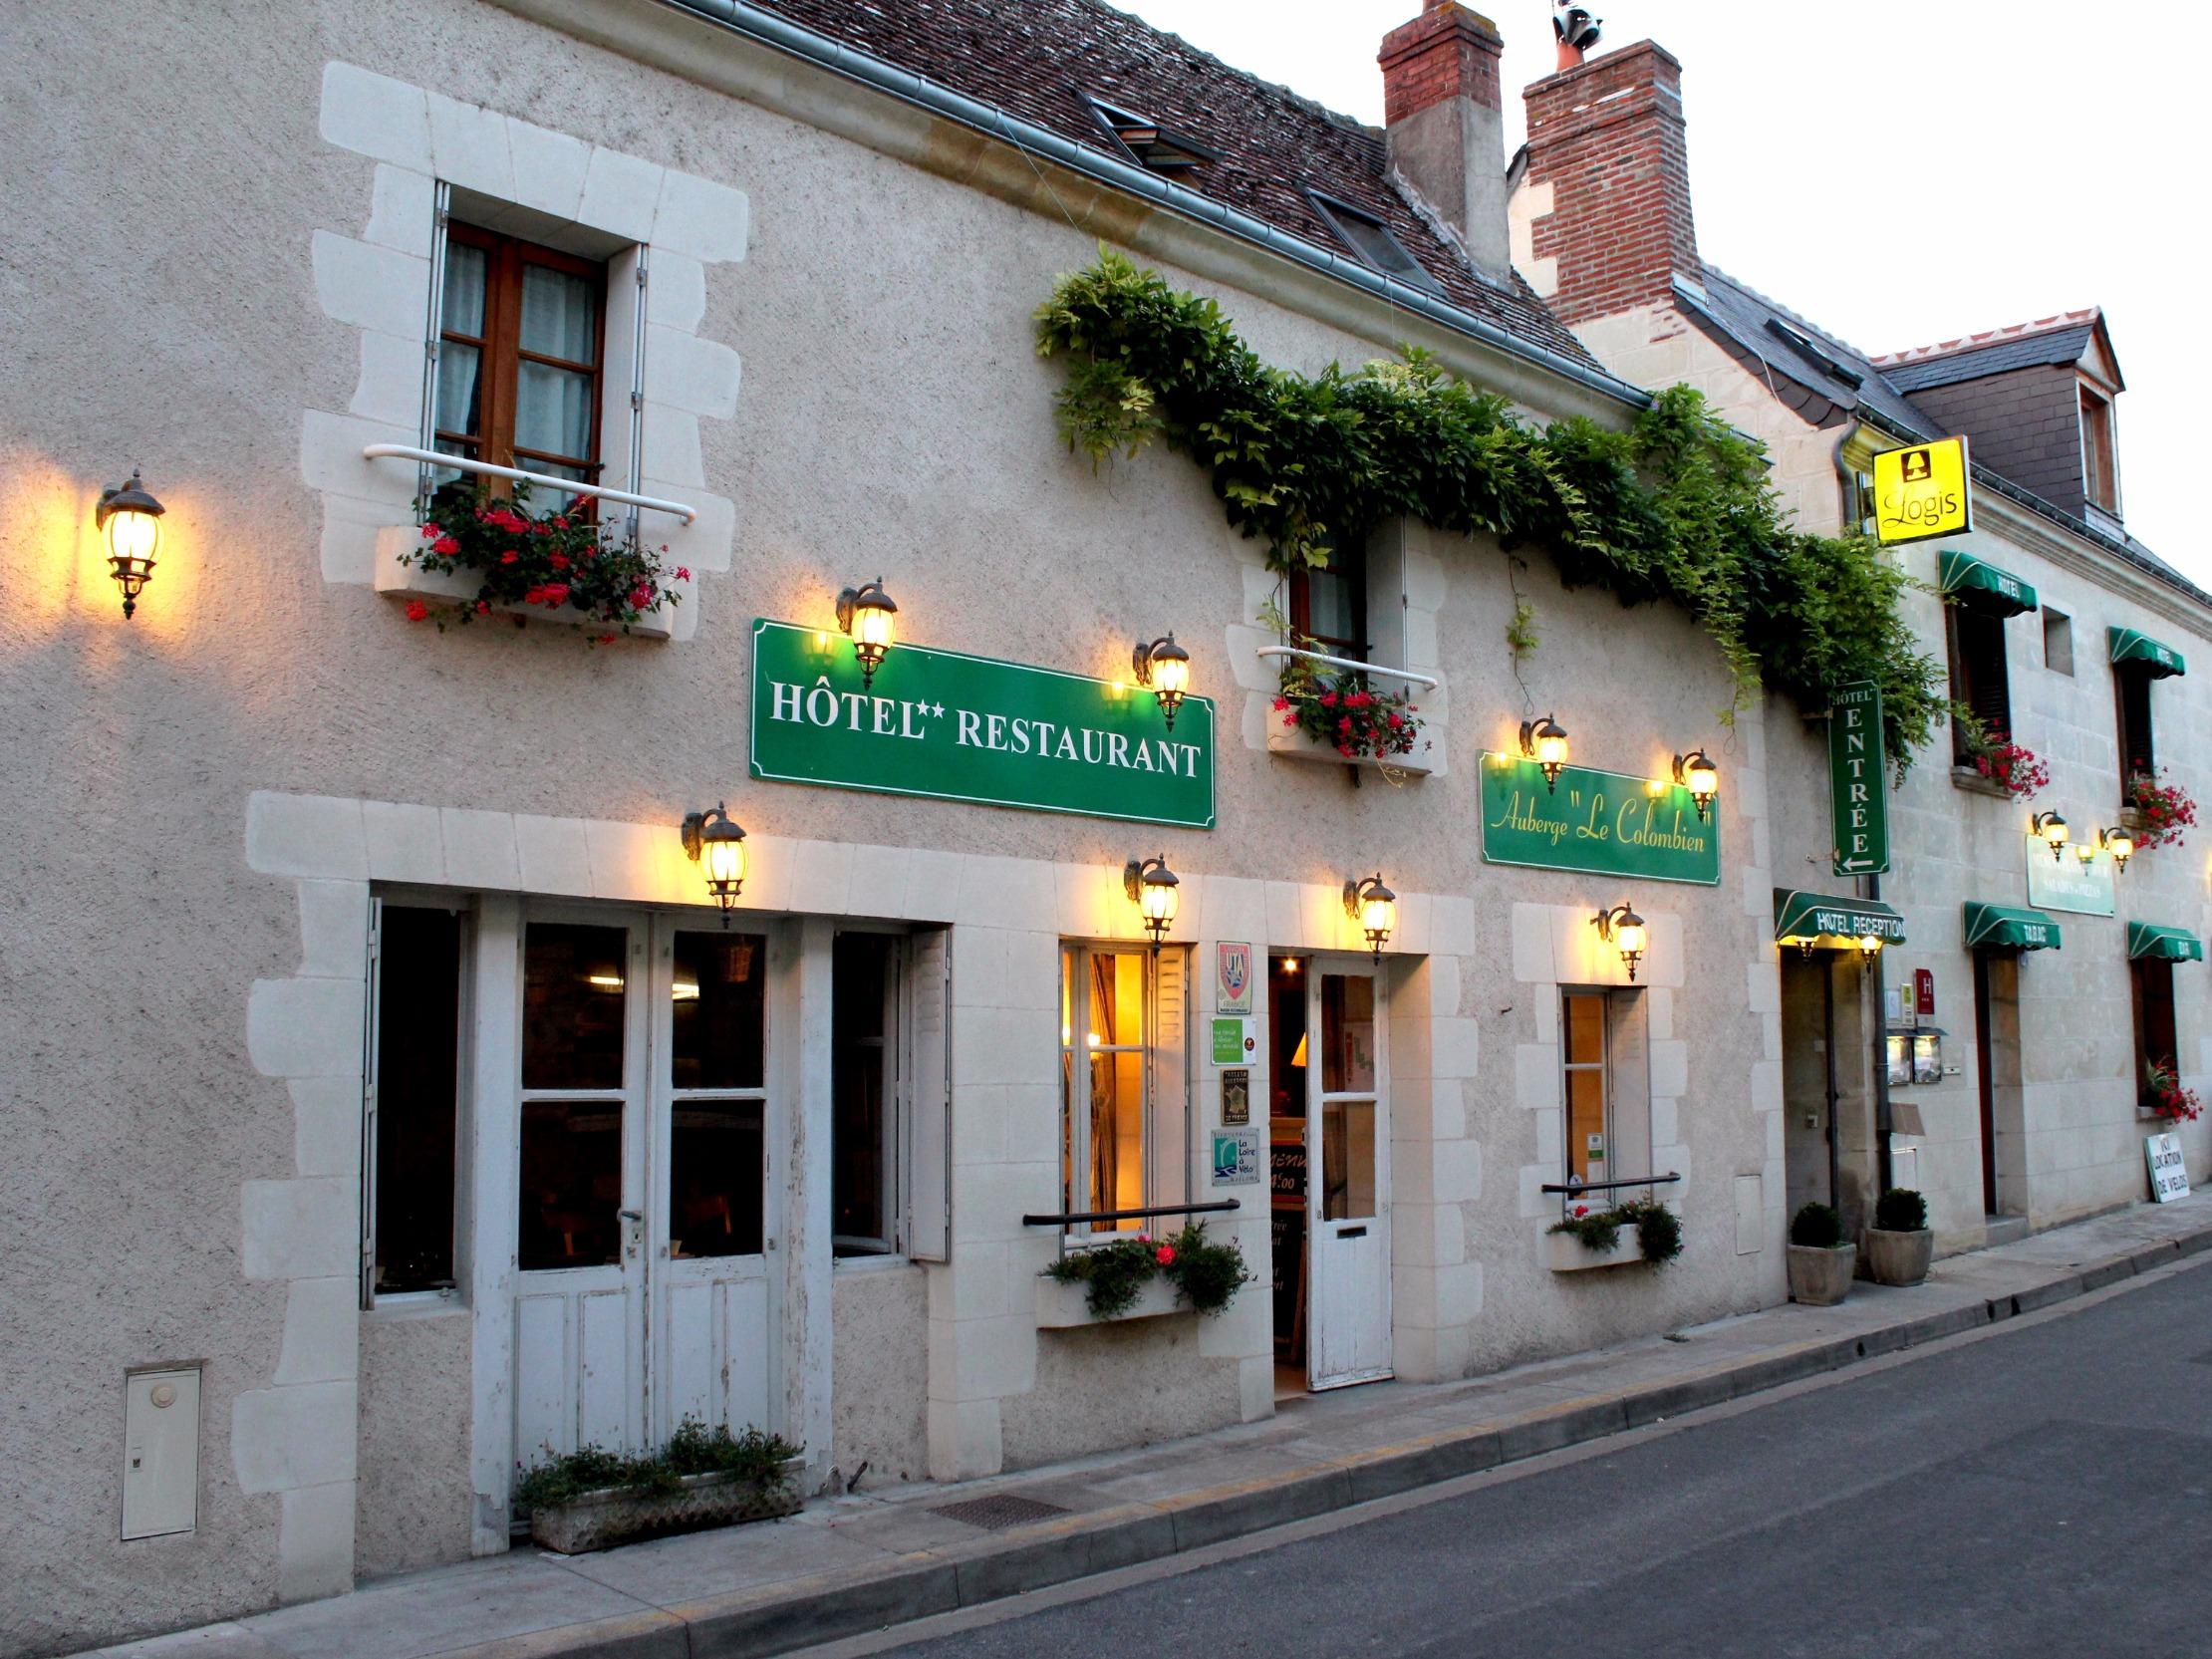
[509, 911, 779, 1469]
[1305, 963, 1392, 1390]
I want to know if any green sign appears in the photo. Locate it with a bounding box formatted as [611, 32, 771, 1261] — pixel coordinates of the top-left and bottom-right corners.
[1211, 1017, 1251, 1066]
[1828, 681, 1888, 876]
[2024, 836, 2115, 917]
[1477, 753, 1720, 885]
[749, 620, 1215, 828]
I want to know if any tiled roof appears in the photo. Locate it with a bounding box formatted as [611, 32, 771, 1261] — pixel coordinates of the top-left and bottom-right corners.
[1676, 271, 2206, 609]
[743, 0, 1599, 365]
[1872, 309, 2100, 370]
[1879, 322, 2097, 395]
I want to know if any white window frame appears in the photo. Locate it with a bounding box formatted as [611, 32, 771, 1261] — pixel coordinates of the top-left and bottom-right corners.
[1558, 986, 1653, 1201]
[831, 927, 908, 1260]
[1058, 943, 1192, 1240]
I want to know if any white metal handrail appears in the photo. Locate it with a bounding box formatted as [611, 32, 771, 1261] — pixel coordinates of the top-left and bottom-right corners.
[1254, 645, 1440, 690]
[361, 444, 699, 525]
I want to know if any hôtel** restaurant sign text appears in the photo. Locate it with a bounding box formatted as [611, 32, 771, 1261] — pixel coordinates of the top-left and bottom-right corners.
[749, 620, 1216, 828]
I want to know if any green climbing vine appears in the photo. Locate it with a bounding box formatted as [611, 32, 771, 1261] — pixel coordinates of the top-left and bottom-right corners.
[1034, 248, 1947, 770]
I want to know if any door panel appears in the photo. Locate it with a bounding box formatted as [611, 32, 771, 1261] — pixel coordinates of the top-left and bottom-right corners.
[1307, 965, 1391, 1390]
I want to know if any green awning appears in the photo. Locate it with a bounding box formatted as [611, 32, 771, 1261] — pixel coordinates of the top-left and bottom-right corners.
[2127, 922, 2205, 963]
[1775, 889, 1907, 946]
[1963, 902, 2063, 952]
[1939, 550, 2038, 617]
[2109, 627, 2187, 679]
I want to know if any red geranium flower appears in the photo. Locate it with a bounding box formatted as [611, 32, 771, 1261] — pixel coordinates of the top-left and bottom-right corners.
[430, 535, 459, 556]
[548, 553, 570, 571]
[404, 599, 429, 622]
[500, 550, 519, 565]
[1155, 1244, 1176, 1266]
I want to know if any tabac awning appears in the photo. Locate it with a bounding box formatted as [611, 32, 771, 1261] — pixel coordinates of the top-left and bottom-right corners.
[2127, 922, 2205, 963]
[2109, 627, 2187, 679]
[1775, 889, 1907, 947]
[1963, 902, 2063, 952]
[1939, 550, 2038, 617]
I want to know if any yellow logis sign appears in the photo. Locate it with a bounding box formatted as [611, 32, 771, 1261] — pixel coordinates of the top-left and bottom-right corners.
[1871, 435, 1971, 546]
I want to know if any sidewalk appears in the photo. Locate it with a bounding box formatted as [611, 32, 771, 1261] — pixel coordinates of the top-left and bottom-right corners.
[96, 1193, 2212, 1659]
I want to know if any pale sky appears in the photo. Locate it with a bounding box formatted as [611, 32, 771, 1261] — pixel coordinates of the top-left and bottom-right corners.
[1115, 1, 2210, 587]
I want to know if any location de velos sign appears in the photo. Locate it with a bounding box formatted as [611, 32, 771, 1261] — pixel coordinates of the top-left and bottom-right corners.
[1871, 435, 1971, 546]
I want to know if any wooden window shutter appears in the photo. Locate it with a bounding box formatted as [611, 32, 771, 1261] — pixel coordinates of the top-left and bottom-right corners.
[1149, 947, 1194, 1211]
[905, 928, 952, 1261]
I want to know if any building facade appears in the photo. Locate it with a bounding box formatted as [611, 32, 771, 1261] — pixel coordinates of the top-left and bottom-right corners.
[0, 3, 2198, 1654]
[1509, 35, 2212, 1249]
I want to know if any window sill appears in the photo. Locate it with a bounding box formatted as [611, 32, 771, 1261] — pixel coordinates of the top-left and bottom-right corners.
[1948, 766, 2016, 801]
[1033, 1272, 1190, 1327]
[1266, 722, 1437, 778]
[2118, 806, 2149, 834]
[367, 1288, 468, 1319]
[373, 527, 693, 641]
[1543, 1224, 1648, 1273]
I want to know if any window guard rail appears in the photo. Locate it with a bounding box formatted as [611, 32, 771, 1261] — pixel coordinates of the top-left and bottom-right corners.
[1253, 645, 1440, 690]
[1023, 1198, 1240, 1256]
[361, 444, 701, 526]
[1540, 1171, 1681, 1222]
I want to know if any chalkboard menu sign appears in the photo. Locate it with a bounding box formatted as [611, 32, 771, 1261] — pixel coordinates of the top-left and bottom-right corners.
[1270, 1119, 1307, 1363]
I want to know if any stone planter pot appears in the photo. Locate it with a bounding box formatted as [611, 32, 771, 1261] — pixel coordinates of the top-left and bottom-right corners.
[528, 1469, 800, 1554]
[1864, 1227, 1933, 1286]
[1033, 1273, 1190, 1327]
[1544, 1221, 1646, 1272]
[1787, 1243, 1856, 1306]
[374, 526, 693, 641]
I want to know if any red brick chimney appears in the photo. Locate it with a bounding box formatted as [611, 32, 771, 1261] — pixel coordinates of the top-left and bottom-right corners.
[1378, 3, 1512, 283]
[1517, 42, 1702, 326]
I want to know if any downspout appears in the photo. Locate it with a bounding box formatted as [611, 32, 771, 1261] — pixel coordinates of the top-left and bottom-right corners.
[650, 0, 1651, 414]
[1834, 419, 1896, 1203]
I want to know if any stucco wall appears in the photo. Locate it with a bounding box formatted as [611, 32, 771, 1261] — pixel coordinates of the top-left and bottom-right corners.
[829, 1262, 930, 1490]
[3, 0, 1803, 1647]
[355, 1307, 473, 1578]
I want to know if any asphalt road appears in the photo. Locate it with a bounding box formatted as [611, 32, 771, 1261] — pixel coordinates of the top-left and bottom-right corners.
[864, 1263, 2212, 1659]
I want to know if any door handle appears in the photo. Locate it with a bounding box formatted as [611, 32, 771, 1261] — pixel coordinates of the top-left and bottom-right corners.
[619, 1209, 643, 1221]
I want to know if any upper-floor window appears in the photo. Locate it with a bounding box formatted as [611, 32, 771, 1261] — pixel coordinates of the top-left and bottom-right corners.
[1287, 542, 1369, 664]
[435, 223, 607, 496]
[2116, 662, 2156, 798]
[1948, 603, 2013, 764]
[2043, 609, 2074, 677]
[2079, 385, 2118, 514]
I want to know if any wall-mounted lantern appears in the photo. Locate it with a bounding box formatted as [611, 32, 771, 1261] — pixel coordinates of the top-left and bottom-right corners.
[1131, 634, 1193, 729]
[1123, 854, 1181, 952]
[680, 802, 748, 925]
[835, 579, 898, 689]
[2074, 838, 2097, 869]
[1856, 933, 1884, 965]
[1520, 713, 1570, 793]
[2030, 809, 2070, 863]
[1592, 902, 1647, 981]
[1343, 873, 1398, 964]
[97, 468, 165, 620]
[2099, 826, 2134, 875]
[1672, 748, 1719, 821]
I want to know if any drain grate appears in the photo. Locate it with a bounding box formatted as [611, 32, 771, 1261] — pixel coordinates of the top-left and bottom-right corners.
[929, 1493, 1071, 1530]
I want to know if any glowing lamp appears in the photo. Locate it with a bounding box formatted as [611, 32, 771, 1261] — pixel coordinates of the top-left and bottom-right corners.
[2031, 810, 2069, 863]
[681, 802, 748, 923]
[835, 579, 898, 689]
[1131, 634, 1193, 728]
[1593, 902, 1648, 981]
[1343, 873, 1398, 963]
[97, 468, 165, 619]
[1672, 748, 1719, 821]
[1123, 855, 1181, 951]
[1520, 713, 1570, 792]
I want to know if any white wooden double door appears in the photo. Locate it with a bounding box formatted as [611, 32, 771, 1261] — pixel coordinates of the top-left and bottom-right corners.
[506, 909, 781, 1466]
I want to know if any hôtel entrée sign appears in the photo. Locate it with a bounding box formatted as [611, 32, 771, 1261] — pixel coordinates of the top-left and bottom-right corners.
[749, 619, 1216, 828]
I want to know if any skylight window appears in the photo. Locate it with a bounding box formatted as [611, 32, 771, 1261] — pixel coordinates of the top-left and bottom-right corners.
[1304, 189, 1443, 297]
[1084, 96, 1220, 175]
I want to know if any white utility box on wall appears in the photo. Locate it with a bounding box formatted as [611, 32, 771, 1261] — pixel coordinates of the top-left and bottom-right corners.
[122, 1367, 201, 1539]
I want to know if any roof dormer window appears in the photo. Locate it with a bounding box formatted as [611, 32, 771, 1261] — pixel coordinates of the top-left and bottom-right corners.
[1084, 96, 1220, 174]
[1304, 189, 1443, 297]
[2079, 382, 2119, 515]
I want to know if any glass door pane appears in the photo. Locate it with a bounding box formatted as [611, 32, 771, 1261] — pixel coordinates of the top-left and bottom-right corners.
[519, 922, 631, 1270]
[669, 931, 768, 1260]
[1321, 975, 1375, 1093]
[522, 923, 628, 1089]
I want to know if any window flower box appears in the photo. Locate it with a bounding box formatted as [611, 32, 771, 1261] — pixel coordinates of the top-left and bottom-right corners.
[528, 1465, 801, 1554]
[372, 526, 695, 642]
[1267, 722, 1437, 777]
[1543, 1225, 1646, 1272]
[1034, 1272, 1190, 1327]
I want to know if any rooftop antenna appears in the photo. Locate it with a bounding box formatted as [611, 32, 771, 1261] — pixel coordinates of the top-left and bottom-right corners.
[1554, 2, 1602, 69]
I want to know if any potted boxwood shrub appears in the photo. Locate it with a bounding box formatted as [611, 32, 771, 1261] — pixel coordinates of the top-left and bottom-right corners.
[1786, 1202, 1854, 1306]
[516, 1418, 803, 1554]
[1865, 1187, 1933, 1286]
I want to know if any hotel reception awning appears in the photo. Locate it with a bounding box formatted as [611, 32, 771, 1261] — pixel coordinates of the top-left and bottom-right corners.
[2127, 921, 2205, 963]
[1963, 902, 2063, 952]
[2109, 627, 2187, 679]
[1775, 889, 1907, 947]
[1939, 550, 2038, 617]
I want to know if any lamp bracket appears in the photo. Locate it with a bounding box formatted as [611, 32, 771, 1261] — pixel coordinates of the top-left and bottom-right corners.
[680, 801, 728, 863]
[834, 588, 858, 635]
[1123, 858, 1146, 902]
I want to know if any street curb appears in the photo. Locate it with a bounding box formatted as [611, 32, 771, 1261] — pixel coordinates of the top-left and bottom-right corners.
[346, 1218, 2212, 1659]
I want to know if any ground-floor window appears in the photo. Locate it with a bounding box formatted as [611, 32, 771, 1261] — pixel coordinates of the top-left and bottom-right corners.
[833, 932, 901, 1255]
[1058, 944, 1190, 1234]
[2132, 957, 2179, 1110]
[368, 902, 464, 1298]
[1559, 987, 1652, 1193]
